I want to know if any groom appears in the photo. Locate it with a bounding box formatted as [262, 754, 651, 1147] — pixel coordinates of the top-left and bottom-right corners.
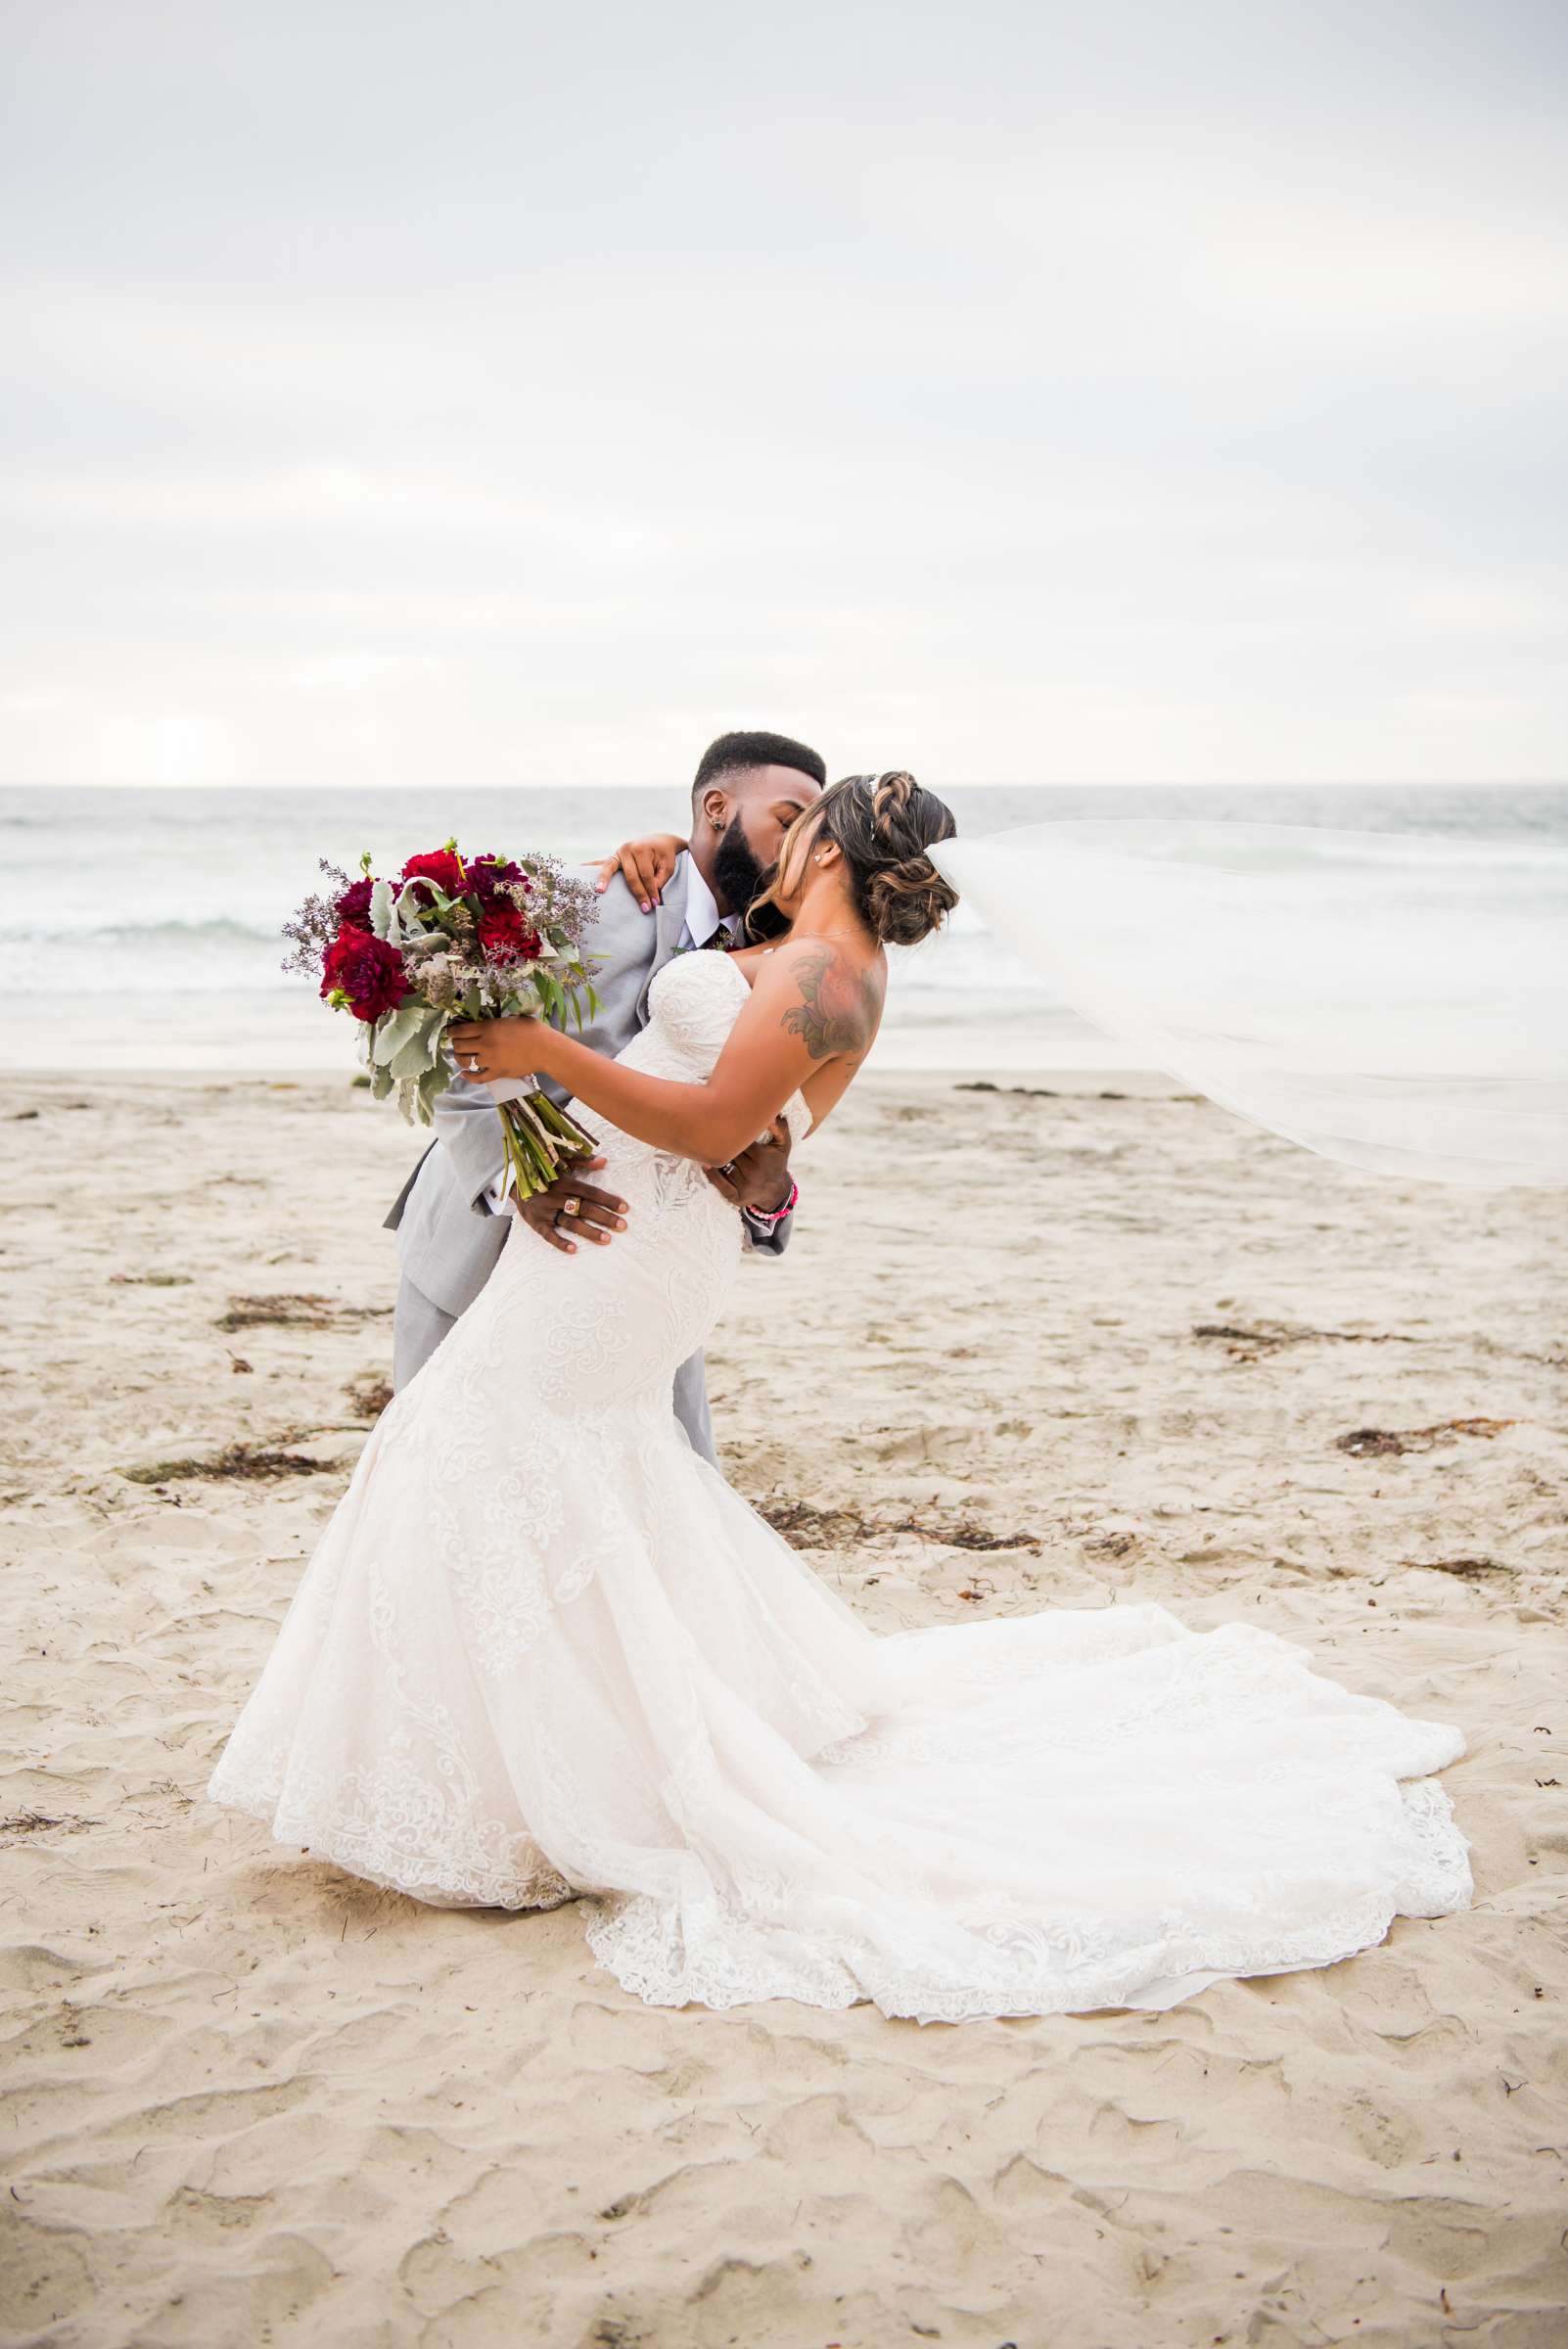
[384, 730, 828, 1464]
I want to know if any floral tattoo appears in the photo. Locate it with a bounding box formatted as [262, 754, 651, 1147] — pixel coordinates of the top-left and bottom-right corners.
[780, 948, 879, 1062]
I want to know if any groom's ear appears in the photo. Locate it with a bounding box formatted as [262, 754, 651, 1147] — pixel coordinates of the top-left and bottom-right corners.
[696, 785, 729, 838]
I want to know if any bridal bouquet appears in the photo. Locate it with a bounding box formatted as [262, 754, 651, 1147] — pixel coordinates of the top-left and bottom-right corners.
[284, 841, 601, 1200]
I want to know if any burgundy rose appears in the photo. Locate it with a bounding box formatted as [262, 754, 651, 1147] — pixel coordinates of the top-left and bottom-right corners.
[332, 875, 377, 928]
[320, 926, 409, 1022]
[479, 900, 541, 964]
[400, 849, 466, 899]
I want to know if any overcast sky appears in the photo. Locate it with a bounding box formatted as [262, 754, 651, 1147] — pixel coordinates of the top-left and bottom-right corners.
[3, 0, 1565, 788]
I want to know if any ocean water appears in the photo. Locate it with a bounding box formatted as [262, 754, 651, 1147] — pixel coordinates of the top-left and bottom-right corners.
[3, 783, 1565, 1075]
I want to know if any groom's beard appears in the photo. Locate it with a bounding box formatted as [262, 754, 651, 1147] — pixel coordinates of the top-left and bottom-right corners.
[713, 817, 790, 940]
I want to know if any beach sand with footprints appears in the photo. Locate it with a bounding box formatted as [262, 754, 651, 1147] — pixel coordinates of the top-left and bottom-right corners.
[3, 1070, 1565, 2346]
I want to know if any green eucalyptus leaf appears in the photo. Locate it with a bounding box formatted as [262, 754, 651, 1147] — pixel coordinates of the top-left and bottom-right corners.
[369, 1002, 425, 1066]
[394, 1073, 432, 1126]
[393, 879, 440, 928]
[389, 1034, 436, 1081]
[388, 1007, 445, 1080]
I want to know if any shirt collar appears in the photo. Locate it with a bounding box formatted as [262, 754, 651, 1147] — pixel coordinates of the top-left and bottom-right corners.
[680, 857, 739, 948]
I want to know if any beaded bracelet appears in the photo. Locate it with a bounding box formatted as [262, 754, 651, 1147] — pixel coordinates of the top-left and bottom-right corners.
[743, 1177, 799, 1231]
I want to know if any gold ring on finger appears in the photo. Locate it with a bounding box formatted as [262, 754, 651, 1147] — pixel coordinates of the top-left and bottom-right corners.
[560, 1195, 581, 1219]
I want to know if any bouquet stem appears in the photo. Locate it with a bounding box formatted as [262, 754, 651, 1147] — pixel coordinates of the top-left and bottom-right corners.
[497, 1087, 597, 1201]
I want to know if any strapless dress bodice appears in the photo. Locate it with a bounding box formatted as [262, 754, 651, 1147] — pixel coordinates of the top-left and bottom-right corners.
[617, 948, 813, 1150]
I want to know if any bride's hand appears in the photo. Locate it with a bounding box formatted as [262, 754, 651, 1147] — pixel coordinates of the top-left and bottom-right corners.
[590, 832, 686, 912]
[447, 1017, 550, 1084]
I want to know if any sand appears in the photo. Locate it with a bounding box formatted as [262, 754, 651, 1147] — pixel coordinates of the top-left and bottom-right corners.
[2, 1068, 1565, 2348]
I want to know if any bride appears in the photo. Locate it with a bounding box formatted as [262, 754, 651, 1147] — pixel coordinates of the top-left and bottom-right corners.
[208, 771, 1470, 2021]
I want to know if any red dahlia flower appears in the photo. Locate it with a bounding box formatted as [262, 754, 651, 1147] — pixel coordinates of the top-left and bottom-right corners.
[333, 875, 377, 928]
[400, 849, 466, 898]
[467, 853, 524, 900]
[479, 901, 541, 963]
[320, 926, 409, 1021]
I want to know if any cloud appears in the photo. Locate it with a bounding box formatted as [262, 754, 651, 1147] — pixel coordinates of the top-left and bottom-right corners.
[2, 0, 1565, 785]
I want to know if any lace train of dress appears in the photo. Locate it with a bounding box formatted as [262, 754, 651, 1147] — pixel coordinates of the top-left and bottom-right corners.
[208, 952, 1471, 2021]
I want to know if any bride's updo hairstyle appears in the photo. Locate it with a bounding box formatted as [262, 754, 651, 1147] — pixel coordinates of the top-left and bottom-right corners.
[750, 770, 959, 946]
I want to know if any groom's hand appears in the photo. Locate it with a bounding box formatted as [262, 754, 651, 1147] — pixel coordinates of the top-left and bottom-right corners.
[704, 1118, 793, 1214]
[514, 1158, 628, 1255]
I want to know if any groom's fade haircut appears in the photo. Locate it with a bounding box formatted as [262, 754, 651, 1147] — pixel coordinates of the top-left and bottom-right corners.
[692, 731, 827, 804]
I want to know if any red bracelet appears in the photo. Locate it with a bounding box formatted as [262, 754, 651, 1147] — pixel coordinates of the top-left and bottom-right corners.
[745, 1178, 799, 1229]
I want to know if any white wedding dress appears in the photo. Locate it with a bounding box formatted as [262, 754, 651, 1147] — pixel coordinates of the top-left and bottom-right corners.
[208, 950, 1471, 2020]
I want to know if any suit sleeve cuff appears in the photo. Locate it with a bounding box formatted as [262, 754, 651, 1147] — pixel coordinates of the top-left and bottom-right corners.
[741, 1178, 799, 1234]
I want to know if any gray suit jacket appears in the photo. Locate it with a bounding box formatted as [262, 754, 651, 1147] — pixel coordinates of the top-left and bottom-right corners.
[384, 856, 791, 1319]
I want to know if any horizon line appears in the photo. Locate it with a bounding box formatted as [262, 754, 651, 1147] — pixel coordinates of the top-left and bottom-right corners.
[3, 778, 1566, 794]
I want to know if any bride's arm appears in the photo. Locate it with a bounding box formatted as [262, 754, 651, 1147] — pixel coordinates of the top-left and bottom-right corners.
[590, 831, 687, 910]
[449, 943, 878, 1165]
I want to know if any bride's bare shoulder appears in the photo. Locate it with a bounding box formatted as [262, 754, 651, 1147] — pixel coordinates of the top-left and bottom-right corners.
[750, 934, 885, 1065]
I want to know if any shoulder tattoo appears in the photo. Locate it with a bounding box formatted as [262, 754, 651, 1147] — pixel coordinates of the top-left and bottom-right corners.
[779, 947, 879, 1063]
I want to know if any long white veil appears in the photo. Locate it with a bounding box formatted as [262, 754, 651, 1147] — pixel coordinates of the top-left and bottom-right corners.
[929, 822, 1568, 1187]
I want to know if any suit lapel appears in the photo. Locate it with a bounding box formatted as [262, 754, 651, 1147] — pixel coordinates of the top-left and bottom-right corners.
[635, 854, 694, 1024]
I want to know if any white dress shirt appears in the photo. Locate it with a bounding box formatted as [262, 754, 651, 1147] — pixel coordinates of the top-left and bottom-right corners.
[677, 860, 742, 955]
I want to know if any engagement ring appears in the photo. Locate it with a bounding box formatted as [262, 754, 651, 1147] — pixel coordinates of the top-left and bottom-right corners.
[468, 1056, 480, 1073]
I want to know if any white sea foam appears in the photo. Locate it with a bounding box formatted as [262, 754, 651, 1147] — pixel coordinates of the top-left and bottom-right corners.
[4, 783, 1564, 1073]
